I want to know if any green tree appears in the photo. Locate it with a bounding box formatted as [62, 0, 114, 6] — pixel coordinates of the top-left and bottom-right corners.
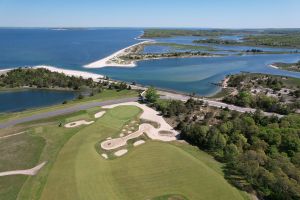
[145, 87, 159, 103]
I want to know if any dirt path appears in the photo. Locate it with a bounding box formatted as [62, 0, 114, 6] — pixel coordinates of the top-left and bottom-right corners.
[0, 161, 47, 177]
[0, 131, 26, 140]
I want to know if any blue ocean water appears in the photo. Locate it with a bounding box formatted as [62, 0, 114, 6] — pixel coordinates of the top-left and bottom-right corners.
[0, 89, 76, 113]
[0, 28, 141, 68]
[0, 28, 300, 112]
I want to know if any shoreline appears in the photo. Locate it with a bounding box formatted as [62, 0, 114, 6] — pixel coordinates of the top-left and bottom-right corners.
[84, 40, 153, 68]
[0, 65, 104, 82]
[269, 64, 279, 69]
[33, 66, 104, 81]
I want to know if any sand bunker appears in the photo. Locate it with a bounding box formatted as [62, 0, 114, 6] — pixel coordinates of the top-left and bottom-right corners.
[114, 149, 128, 157]
[103, 102, 178, 141]
[64, 120, 94, 128]
[0, 131, 26, 140]
[94, 111, 106, 119]
[133, 140, 145, 146]
[0, 162, 46, 177]
[100, 102, 178, 151]
[101, 154, 108, 159]
[101, 125, 146, 150]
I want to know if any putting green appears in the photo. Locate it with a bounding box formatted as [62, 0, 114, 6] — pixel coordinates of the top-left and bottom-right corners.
[39, 105, 246, 200]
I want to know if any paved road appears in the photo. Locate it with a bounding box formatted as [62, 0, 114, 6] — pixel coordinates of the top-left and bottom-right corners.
[0, 97, 139, 129]
[158, 91, 284, 118]
[0, 88, 283, 129]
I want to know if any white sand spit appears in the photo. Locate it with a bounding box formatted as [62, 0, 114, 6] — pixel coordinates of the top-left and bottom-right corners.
[269, 64, 279, 69]
[133, 140, 145, 146]
[101, 154, 108, 159]
[64, 120, 94, 128]
[84, 41, 151, 68]
[94, 111, 106, 119]
[114, 149, 128, 157]
[0, 162, 46, 177]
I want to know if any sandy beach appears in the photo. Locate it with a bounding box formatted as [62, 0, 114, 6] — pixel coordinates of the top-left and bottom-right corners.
[269, 64, 279, 69]
[0, 68, 12, 75]
[84, 40, 152, 68]
[33, 66, 104, 81]
[0, 66, 104, 81]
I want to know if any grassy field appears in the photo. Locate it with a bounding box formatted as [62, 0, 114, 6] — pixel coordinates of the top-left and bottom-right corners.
[0, 110, 91, 200]
[0, 133, 45, 200]
[0, 105, 249, 200]
[37, 106, 246, 200]
[0, 89, 138, 125]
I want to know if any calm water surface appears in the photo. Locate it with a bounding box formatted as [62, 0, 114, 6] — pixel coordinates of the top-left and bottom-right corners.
[94, 54, 300, 96]
[0, 29, 300, 109]
[0, 89, 76, 113]
[0, 28, 141, 68]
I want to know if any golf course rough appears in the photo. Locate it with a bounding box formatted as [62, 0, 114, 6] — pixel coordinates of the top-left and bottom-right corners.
[38, 105, 246, 200]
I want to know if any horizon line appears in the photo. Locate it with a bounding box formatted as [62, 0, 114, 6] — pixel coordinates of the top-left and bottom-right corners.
[1, 26, 300, 30]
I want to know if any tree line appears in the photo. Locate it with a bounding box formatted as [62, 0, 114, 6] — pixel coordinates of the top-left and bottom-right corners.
[0, 68, 95, 89]
[151, 97, 300, 200]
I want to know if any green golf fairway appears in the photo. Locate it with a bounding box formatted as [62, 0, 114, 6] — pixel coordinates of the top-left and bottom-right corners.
[39, 105, 245, 200]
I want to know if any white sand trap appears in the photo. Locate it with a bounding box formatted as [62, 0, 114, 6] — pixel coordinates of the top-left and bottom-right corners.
[128, 131, 132, 134]
[0, 131, 26, 140]
[114, 149, 128, 157]
[101, 154, 108, 159]
[122, 129, 126, 132]
[0, 162, 46, 177]
[94, 111, 106, 119]
[133, 140, 145, 146]
[101, 125, 145, 150]
[106, 137, 112, 140]
[103, 102, 179, 141]
[64, 120, 94, 128]
[120, 133, 125, 137]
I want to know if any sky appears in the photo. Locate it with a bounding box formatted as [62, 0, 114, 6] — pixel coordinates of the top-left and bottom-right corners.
[0, 0, 299, 28]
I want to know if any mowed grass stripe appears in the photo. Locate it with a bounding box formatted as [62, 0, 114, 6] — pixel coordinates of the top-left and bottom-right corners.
[39, 106, 141, 200]
[39, 106, 245, 200]
[109, 142, 244, 200]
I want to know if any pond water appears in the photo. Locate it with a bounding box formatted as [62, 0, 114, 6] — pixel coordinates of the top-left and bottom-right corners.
[0, 89, 77, 113]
